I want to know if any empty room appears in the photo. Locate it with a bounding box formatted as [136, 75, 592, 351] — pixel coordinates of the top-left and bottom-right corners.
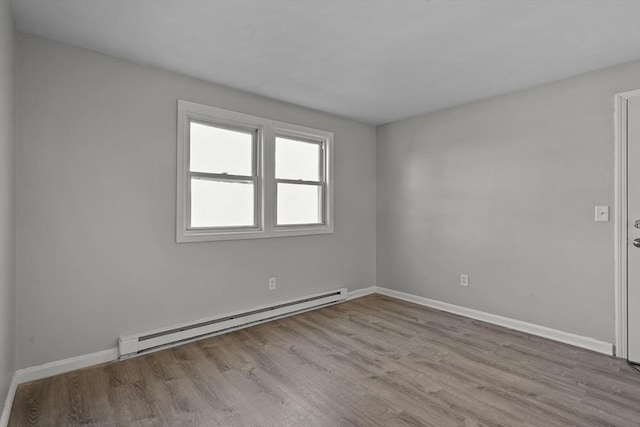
[1, 0, 640, 425]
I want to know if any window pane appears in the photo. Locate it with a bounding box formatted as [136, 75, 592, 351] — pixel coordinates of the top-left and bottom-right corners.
[190, 121, 253, 175]
[276, 136, 320, 181]
[277, 183, 321, 225]
[190, 178, 254, 228]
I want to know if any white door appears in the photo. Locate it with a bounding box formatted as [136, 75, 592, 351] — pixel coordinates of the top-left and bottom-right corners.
[627, 94, 640, 363]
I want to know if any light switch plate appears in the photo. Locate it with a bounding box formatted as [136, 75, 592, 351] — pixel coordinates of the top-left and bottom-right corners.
[595, 206, 609, 222]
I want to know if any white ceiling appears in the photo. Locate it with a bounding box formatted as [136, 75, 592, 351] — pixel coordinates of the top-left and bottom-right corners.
[10, 0, 640, 125]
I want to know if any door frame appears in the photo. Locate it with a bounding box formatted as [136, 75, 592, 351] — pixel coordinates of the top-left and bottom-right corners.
[614, 89, 640, 359]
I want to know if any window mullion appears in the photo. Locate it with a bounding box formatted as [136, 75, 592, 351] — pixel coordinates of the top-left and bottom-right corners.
[319, 143, 325, 182]
[320, 143, 326, 222]
[263, 122, 276, 234]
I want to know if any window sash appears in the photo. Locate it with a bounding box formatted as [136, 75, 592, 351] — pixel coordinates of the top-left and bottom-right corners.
[274, 133, 326, 227]
[188, 119, 258, 176]
[275, 134, 325, 181]
[186, 120, 260, 231]
[189, 119, 255, 176]
[187, 173, 259, 230]
[275, 180, 325, 227]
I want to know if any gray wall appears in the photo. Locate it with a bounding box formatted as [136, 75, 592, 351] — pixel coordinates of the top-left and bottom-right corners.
[0, 0, 15, 403]
[377, 60, 640, 343]
[15, 33, 376, 368]
[12, 28, 638, 370]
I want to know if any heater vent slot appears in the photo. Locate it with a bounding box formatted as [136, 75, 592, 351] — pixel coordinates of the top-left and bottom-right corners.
[119, 288, 347, 358]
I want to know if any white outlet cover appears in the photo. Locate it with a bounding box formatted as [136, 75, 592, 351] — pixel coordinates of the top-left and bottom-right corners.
[594, 206, 609, 222]
[460, 274, 469, 287]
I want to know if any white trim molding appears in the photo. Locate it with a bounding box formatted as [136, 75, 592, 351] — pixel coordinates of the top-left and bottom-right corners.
[0, 373, 18, 427]
[376, 287, 613, 355]
[346, 286, 377, 300]
[614, 88, 640, 359]
[13, 348, 119, 385]
[1, 348, 118, 426]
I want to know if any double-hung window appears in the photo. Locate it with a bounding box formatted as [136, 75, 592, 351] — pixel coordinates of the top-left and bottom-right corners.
[275, 130, 326, 227]
[177, 100, 333, 242]
[189, 121, 259, 229]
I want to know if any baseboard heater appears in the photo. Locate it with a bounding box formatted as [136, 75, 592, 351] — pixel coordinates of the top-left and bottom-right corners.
[119, 288, 347, 358]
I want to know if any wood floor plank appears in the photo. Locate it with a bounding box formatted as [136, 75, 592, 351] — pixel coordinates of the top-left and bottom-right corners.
[8, 294, 640, 426]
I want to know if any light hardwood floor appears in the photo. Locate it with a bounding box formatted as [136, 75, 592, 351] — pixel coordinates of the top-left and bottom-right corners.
[8, 294, 640, 426]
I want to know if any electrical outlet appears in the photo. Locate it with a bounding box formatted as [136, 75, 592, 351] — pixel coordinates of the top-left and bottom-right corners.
[268, 277, 276, 290]
[460, 274, 469, 287]
[594, 205, 609, 222]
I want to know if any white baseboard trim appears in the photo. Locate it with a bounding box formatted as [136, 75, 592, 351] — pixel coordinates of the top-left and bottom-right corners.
[0, 285, 615, 426]
[0, 287, 367, 425]
[0, 373, 18, 427]
[376, 287, 613, 355]
[14, 347, 118, 386]
[347, 286, 377, 300]
[0, 347, 119, 425]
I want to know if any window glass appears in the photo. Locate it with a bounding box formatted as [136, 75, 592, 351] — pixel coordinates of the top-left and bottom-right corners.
[277, 183, 321, 225]
[190, 121, 253, 176]
[276, 136, 320, 181]
[190, 178, 254, 228]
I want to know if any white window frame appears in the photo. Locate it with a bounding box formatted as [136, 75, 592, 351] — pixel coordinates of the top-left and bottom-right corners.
[272, 122, 334, 237]
[177, 100, 333, 243]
